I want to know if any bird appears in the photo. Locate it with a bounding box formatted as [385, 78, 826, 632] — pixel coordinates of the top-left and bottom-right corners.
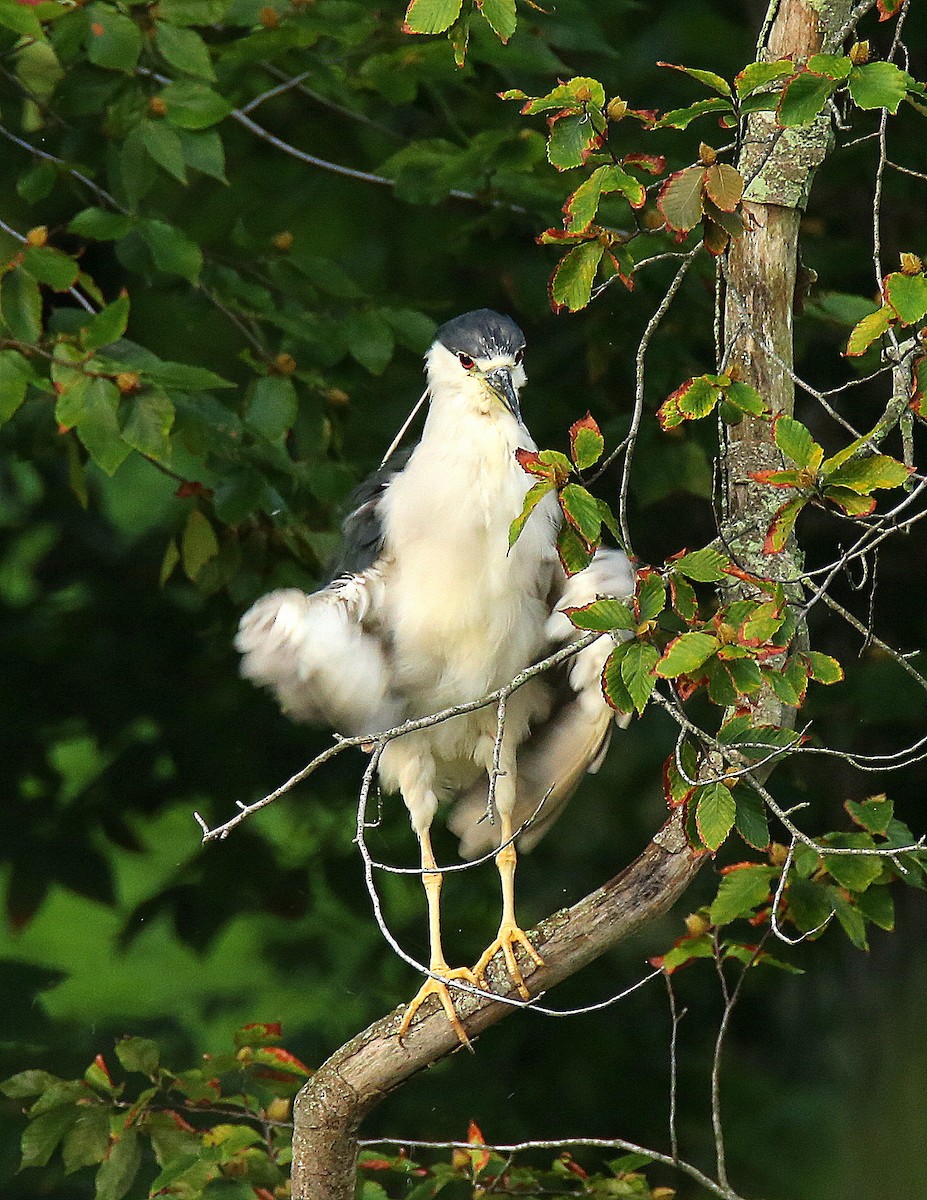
[235, 309, 635, 1043]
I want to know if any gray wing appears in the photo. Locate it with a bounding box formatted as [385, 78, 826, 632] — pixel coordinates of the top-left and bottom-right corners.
[448, 548, 635, 858]
[323, 448, 412, 582]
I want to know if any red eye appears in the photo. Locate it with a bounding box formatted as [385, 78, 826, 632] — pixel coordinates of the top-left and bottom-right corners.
[458, 353, 474, 369]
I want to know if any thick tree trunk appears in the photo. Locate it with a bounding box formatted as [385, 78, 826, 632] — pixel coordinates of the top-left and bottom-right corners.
[291, 2, 855, 1195]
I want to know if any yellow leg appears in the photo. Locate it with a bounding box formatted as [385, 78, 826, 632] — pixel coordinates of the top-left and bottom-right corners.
[473, 812, 544, 998]
[398, 828, 478, 1046]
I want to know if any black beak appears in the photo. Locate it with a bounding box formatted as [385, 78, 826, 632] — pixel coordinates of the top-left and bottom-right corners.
[485, 367, 521, 423]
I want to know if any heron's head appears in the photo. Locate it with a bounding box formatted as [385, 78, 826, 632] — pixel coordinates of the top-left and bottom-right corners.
[425, 309, 527, 423]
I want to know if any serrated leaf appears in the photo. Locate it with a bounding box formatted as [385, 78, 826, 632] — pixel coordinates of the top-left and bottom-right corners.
[115, 1036, 160, 1076]
[140, 119, 188, 184]
[95, 1129, 141, 1200]
[637, 572, 666, 621]
[884, 271, 927, 325]
[856, 884, 895, 930]
[63, 1106, 110, 1174]
[84, 3, 142, 73]
[556, 521, 593, 576]
[620, 640, 659, 714]
[403, 0, 463, 34]
[547, 112, 602, 172]
[674, 547, 730, 582]
[774, 415, 821, 469]
[550, 240, 605, 312]
[703, 162, 743, 212]
[656, 98, 733, 129]
[734, 789, 770, 850]
[655, 631, 719, 677]
[763, 494, 808, 554]
[82, 295, 130, 352]
[845, 304, 892, 356]
[806, 54, 852, 80]
[824, 849, 881, 893]
[564, 598, 634, 631]
[22, 246, 79, 291]
[670, 573, 698, 621]
[69, 378, 131, 477]
[710, 864, 775, 925]
[0, 349, 33, 424]
[824, 453, 910, 493]
[520, 78, 606, 116]
[568, 412, 604, 469]
[181, 508, 219, 582]
[121, 390, 174, 461]
[21, 1106, 79, 1169]
[68, 208, 134, 241]
[479, 0, 516, 41]
[735, 60, 794, 97]
[803, 650, 843, 685]
[1, 270, 42, 343]
[155, 22, 216, 80]
[657, 166, 704, 232]
[824, 485, 877, 517]
[846, 795, 893, 835]
[777, 71, 837, 126]
[509, 480, 554, 547]
[848, 60, 910, 112]
[560, 483, 602, 545]
[140, 220, 202, 283]
[658, 61, 732, 97]
[695, 782, 736, 851]
[601, 644, 633, 712]
[725, 380, 767, 417]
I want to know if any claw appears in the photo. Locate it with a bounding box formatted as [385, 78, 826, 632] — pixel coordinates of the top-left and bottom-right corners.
[397, 966, 480, 1047]
[473, 922, 544, 999]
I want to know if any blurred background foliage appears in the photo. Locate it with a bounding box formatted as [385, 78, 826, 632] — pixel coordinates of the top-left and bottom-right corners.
[1, 0, 927, 1197]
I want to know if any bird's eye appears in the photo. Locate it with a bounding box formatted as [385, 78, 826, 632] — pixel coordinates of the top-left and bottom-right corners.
[458, 353, 475, 370]
[515, 349, 524, 365]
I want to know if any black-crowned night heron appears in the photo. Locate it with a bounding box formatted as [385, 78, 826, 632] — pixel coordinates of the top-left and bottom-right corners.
[236, 309, 634, 1042]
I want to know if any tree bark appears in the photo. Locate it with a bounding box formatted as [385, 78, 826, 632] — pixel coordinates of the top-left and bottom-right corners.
[291, 2, 856, 1196]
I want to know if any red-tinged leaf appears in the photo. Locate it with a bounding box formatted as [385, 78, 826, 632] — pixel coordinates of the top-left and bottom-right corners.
[636, 569, 667, 621]
[673, 546, 730, 582]
[403, 0, 463, 35]
[656, 97, 733, 129]
[663, 745, 698, 808]
[803, 650, 844, 684]
[359, 1158, 396, 1170]
[560, 482, 602, 545]
[233, 1022, 283, 1048]
[549, 239, 606, 312]
[824, 453, 912, 493]
[845, 304, 893, 356]
[557, 521, 594, 576]
[559, 1152, 589, 1179]
[670, 573, 698, 621]
[884, 270, 927, 325]
[703, 162, 743, 211]
[254, 1047, 311, 1074]
[738, 601, 783, 646]
[569, 412, 604, 469]
[467, 1119, 490, 1171]
[763, 494, 808, 554]
[536, 227, 590, 245]
[824, 485, 877, 517]
[564, 598, 635, 631]
[655, 631, 719, 677]
[514, 447, 556, 480]
[702, 218, 729, 257]
[911, 355, 927, 417]
[622, 151, 666, 175]
[750, 468, 806, 488]
[735, 59, 795, 98]
[254, 1189, 276, 1200]
[621, 640, 660, 714]
[602, 644, 634, 712]
[650, 933, 714, 974]
[657, 166, 705, 232]
[657, 61, 732, 97]
[878, 0, 905, 17]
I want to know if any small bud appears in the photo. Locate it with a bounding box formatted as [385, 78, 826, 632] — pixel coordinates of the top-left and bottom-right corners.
[768, 842, 790, 867]
[274, 352, 297, 375]
[698, 142, 717, 166]
[640, 206, 664, 231]
[272, 230, 293, 252]
[236, 1046, 253, 1063]
[265, 1098, 291, 1123]
[849, 40, 870, 65]
[259, 5, 279, 26]
[148, 95, 168, 117]
[900, 252, 923, 276]
[116, 371, 141, 394]
[25, 225, 48, 247]
[325, 387, 349, 407]
[606, 96, 628, 122]
[574, 83, 593, 103]
[684, 911, 711, 937]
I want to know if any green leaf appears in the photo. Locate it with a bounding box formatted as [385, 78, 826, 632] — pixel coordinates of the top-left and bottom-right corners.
[734, 788, 770, 850]
[601, 643, 633, 712]
[569, 412, 604, 469]
[656, 97, 733, 129]
[724, 654, 763, 694]
[658, 61, 731, 97]
[69, 208, 134, 241]
[84, 3, 142, 73]
[136, 360, 232, 390]
[140, 220, 203, 283]
[342, 310, 395, 375]
[803, 650, 843, 685]
[846, 795, 893, 835]
[181, 508, 219, 581]
[710, 864, 775, 925]
[246, 375, 298, 441]
[22, 246, 79, 291]
[674, 546, 730, 582]
[155, 22, 216, 80]
[657, 166, 704, 232]
[547, 112, 600, 171]
[63, 1106, 111, 1174]
[1, 1070, 63, 1099]
[509, 480, 554, 547]
[0, 349, 33, 424]
[725, 380, 767, 417]
[162, 81, 232, 130]
[823, 847, 882, 893]
[564, 598, 634, 631]
[695, 782, 736, 851]
[403, 0, 463, 34]
[884, 271, 927, 325]
[856, 884, 895, 931]
[176, 128, 227, 182]
[21, 1106, 79, 1169]
[0, 0, 45, 36]
[806, 54, 852, 80]
[845, 304, 892, 356]
[479, 0, 516, 41]
[83, 295, 130, 351]
[550, 240, 605, 312]
[95, 1129, 141, 1200]
[556, 521, 594, 576]
[763, 494, 808, 554]
[678, 374, 725, 419]
[824, 486, 876, 517]
[777, 70, 837, 126]
[620, 640, 660, 714]
[140, 119, 188, 184]
[637, 572, 666, 621]
[1, 269, 42, 343]
[560, 483, 602, 545]
[848, 60, 910, 112]
[115, 1036, 160, 1075]
[655, 631, 719, 677]
[824, 454, 911, 493]
[121, 390, 174, 461]
[62, 378, 131, 477]
[670, 573, 698, 621]
[773, 415, 821, 469]
[155, 0, 233, 24]
[734, 60, 794, 97]
[521, 78, 606, 115]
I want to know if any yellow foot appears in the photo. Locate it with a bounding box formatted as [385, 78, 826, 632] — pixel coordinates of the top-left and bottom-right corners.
[397, 966, 480, 1047]
[473, 923, 544, 1000]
